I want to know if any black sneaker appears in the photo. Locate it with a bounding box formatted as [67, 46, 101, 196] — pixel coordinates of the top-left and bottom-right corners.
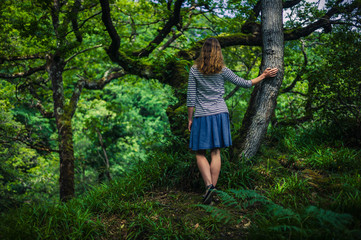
[203, 184, 216, 204]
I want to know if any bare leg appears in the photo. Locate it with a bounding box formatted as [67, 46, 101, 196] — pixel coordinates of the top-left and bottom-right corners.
[196, 150, 212, 186]
[210, 148, 221, 187]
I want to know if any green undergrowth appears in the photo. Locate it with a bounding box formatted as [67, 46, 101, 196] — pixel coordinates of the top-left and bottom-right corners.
[1, 124, 361, 239]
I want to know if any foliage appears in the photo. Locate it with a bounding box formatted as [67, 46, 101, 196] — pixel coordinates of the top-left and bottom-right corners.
[312, 27, 361, 145]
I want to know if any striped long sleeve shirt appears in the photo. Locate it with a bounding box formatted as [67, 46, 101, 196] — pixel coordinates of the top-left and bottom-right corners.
[187, 66, 253, 117]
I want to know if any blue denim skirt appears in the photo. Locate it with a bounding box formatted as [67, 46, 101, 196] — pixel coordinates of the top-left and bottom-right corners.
[189, 112, 232, 151]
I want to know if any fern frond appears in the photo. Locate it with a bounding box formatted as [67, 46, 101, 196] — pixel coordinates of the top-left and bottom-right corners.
[215, 190, 239, 208]
[194, 204, 233, 224]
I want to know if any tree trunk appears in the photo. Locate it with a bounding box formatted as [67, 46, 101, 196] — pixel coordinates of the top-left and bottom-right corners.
[233, 0, 284, 159]
[46, 54, 75, 202]
[95, 127, 112, 181]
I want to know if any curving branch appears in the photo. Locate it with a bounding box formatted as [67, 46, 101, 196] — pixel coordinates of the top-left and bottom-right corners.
[134, 0, 185, 57]
[99, 0, 121, 61]
[99, 0, 158, 79]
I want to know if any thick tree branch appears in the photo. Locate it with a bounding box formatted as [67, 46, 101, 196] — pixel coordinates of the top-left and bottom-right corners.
[99, 0, 121, 59]
[178, 33, 263, 60]
[83, 67, 126, 89]
[180, 1, 359, 61]
[99, 0, 159, 79]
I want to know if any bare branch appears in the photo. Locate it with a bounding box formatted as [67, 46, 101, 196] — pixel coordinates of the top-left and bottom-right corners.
[0, 65, 46, 79]
[65, 44, 103, 64]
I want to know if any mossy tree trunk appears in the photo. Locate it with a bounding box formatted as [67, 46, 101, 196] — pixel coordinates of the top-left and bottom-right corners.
[46, 54, 75, 201]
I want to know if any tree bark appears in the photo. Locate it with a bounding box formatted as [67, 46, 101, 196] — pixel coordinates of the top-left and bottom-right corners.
[233, 0, 284, 159]
[46, 54, 75, 202]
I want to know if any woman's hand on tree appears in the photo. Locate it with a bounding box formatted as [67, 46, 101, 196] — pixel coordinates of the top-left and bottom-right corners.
[263, 68, 278, 78]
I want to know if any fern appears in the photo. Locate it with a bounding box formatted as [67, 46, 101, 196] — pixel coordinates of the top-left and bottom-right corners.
[195, 204, 233, 224]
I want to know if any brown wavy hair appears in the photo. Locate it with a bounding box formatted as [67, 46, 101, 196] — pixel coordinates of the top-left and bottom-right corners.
[195, 38, 225, 75]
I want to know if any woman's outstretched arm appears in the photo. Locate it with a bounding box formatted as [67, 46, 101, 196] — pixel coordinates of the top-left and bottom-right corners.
[250, 68, 278, 86]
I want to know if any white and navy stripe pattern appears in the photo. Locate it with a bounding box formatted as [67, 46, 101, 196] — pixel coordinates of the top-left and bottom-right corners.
[187, 66, 253, 117]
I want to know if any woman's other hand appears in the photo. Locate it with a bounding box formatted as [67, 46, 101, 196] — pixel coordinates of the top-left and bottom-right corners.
[263, 68, 278, 78]
[188, 120, 193, 132]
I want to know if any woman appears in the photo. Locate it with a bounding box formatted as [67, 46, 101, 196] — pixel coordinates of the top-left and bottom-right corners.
[187, 38, 278, 204]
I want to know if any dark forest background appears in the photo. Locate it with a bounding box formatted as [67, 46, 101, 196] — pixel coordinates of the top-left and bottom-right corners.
[0, 0, 360, 239]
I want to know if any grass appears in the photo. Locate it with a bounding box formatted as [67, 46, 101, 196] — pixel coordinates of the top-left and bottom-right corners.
[1, 124, 361, 239]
